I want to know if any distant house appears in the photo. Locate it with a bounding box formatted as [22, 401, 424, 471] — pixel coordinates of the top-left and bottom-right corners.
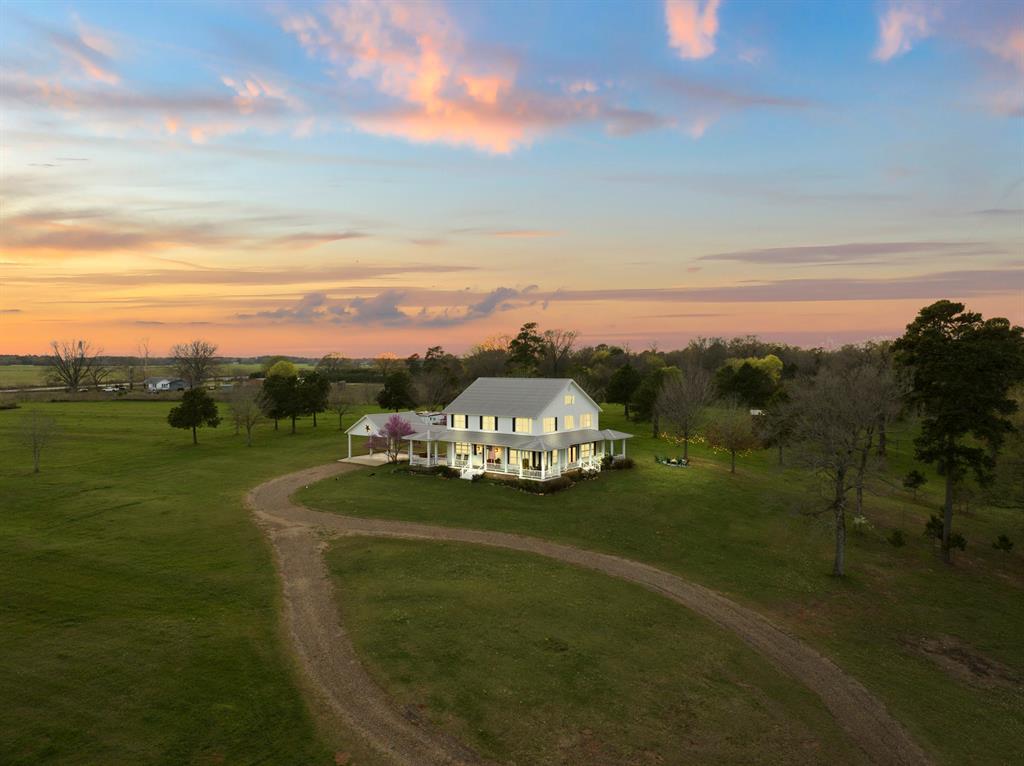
[345, 377, 632, 480]
[144, 377, 188, 392]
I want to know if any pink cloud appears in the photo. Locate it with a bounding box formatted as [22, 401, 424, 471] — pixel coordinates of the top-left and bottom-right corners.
[873, 2, 936, 62]
[664, 0, 721, 61]
[277, 0, 603, 152]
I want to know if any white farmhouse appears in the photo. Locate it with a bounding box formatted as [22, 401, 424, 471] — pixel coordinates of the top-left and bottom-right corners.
[399, 377, 632, 480]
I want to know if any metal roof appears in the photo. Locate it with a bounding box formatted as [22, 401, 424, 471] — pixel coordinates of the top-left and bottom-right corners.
[406, 426, 631, 451]
[345, 411, 426, 435]
[443, 377, 587, 418]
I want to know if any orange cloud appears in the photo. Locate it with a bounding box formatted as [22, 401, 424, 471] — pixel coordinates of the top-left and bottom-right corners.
[664, 0, 721, 61]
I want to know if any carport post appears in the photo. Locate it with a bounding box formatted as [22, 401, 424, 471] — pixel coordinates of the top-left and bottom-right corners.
[347, 433, 352, 459]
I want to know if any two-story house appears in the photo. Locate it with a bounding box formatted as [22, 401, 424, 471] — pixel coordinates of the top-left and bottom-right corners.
[403, 377, 632, 480]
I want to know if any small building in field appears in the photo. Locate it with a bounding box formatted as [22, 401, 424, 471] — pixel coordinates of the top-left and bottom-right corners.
[345, 377, 632, 480]
[345, 410, 429, 457]
[144, 377, 188, 392]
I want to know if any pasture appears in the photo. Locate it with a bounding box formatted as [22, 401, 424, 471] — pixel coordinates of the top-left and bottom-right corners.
[1, 399, 1021, 765]
[302, 408, 1024, 766]
[0, 400, 377, 765]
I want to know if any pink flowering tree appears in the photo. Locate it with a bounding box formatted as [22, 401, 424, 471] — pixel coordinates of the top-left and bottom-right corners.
[381, 414, 416, 463]
[365, 433, 388, 455]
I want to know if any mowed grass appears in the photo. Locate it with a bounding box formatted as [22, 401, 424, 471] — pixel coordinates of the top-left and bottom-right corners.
[301, 406, 1024, 765]
[327, 537, 867, 765]
[0, 401, 381, 766]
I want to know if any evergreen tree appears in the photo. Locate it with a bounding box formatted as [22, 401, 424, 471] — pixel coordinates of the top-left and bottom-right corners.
[167, 388, 221, 444]
[894, 300, 1024, 563]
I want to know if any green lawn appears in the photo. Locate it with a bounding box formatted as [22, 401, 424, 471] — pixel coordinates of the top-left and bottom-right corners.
[327, 537, 867, 765]
[0, 401, 381, 766]
[300, 406, 1024, 766]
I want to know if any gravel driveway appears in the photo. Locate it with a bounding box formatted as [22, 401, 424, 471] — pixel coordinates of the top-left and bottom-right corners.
[247, 462, 930, 766]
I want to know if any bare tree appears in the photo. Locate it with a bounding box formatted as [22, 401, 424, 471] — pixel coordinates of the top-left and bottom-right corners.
[328, 382, 354, 430]
[137, 338, 151, 389]
[787, 366, 887, 577]
[657, 366, 713, 460]
[704, 402, 760, 474]
[48, 339, 102, 391]
[87, 362, 111, 390]
[227, 384, 262, 446]
[20, 410, 58, 473]
[539, 329, 578, 377]
[170, 339, 219, 388]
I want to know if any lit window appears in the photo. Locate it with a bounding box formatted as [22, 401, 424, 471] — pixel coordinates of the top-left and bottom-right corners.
[564, 415, 575, 429]
[508, 449, 520, 465]
[564, 394, 575, 405]
[513, 417, 532, 433]
[581, 443, 593, 458]
[580, 413, 592, 428]
[451, 414, 467, 429]
[481, 416, 497, 431]
[455, 442, 470, 457]
[543, 417, 556, 433]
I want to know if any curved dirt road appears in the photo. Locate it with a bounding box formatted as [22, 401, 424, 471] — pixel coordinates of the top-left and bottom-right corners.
[248, 461, 931, 766]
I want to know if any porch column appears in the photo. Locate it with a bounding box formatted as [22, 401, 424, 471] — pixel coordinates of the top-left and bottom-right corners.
[347, 433, 352, 459]
[502, 447, 508, 473]
[622, 439, 626, 457]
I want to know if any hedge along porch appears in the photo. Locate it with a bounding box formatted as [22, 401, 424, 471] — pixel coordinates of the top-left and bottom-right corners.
[405, 425, 632, 481]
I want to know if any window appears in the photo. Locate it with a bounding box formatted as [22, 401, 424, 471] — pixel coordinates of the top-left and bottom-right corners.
[451, 414, 467, 429]
[508, 449, 520, 466]
[564, 393, 575, 405]
[513, 417, 532, 433]
[542, 417, 557, 433]
[455, 442, 471, 458]
[580, 413, 592, 428]
[481, 416, 497, 431]
[564, 415, 575, 430]
[581, 442, 593, 459]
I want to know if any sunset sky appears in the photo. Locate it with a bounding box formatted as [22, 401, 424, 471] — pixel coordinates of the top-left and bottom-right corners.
[1, 0, 1022, 357]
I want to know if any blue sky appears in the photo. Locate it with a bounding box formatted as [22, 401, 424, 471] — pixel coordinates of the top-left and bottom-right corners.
[1, 0, 1021, 355]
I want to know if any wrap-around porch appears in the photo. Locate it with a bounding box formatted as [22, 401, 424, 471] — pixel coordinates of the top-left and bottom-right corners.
[406, 429, 630, 481]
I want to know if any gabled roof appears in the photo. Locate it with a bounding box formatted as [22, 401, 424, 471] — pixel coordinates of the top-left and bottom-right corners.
[442, 377, 600, 418]
[345, 411, 426, 435]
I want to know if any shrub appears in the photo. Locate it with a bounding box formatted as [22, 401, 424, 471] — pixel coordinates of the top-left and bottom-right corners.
[851, 515, 873, 535]
[470, 472, 485, 483]
[0, 399, 20, 410]
[611, 457, 634, 470]
[947, 532, 966, 552]
[902, 469, 927, 499]
[507, 476, 573, 494]
[992, 534, 1014, 554]
[924, 514, 944, 541]
[440, 466, 460, 479]
[888, 529, 906, 548]
[601, 454, 614, 470]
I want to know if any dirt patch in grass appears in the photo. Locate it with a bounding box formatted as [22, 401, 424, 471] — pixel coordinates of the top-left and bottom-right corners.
[908, 635, 1022, 689]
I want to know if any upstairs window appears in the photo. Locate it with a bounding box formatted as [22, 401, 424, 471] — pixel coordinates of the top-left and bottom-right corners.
[564, 415, 575, 430]
[451, 414, 467, 429]
[513, 417, 532, 433]
[481, 416, 497, 431]
[580, 413, 593, 428]
[542, 417, 557, 433]
[564, 393, 575, 405]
